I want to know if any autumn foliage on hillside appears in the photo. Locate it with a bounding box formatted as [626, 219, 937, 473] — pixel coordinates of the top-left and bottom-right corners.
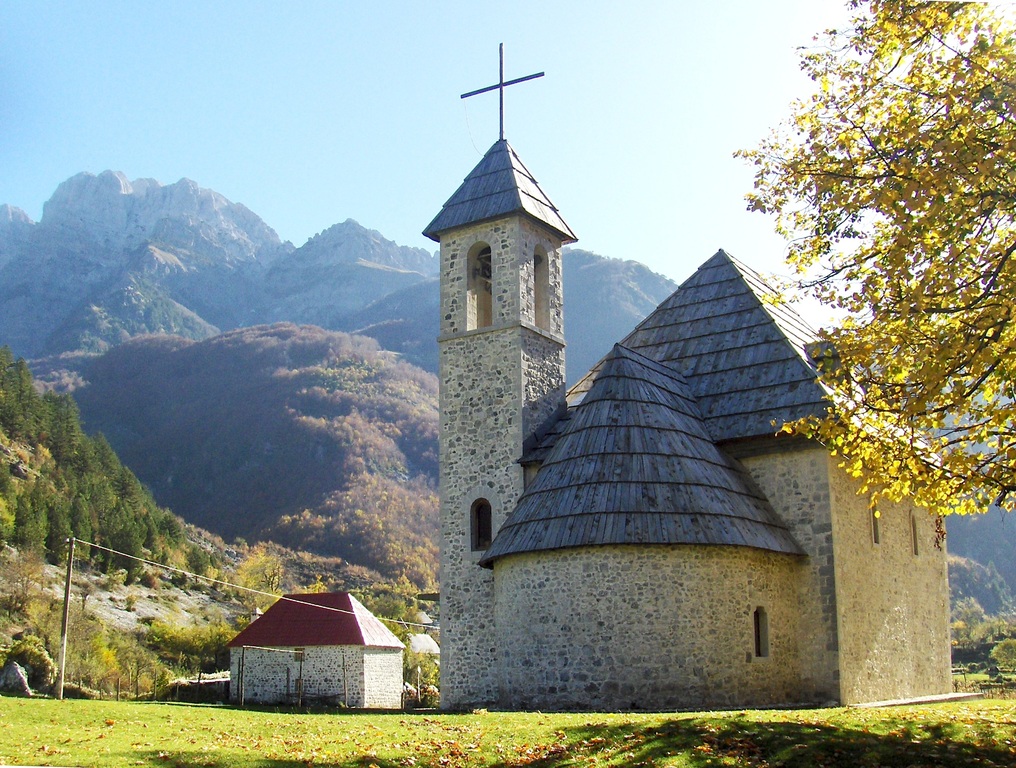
[73, 324, 439, 588]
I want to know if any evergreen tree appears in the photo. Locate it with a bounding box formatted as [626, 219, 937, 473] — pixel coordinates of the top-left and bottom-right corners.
[0, 346, 201, 572]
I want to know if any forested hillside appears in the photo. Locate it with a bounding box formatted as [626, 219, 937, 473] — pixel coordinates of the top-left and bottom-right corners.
[73, 324, 439, 589]
[0, 347, 202, 577]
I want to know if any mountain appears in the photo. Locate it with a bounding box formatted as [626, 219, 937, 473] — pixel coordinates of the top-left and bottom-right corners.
[0, 205, 33, 272]
[561, 248, 678, 382]
[945, 511, 1016, 606]
[948, 554, 1015, 616]
[4, 171, 1006, 601]
[0, 172, 291, 357]
[341, 278, 440, 373]
[71, 324, 439, 588]
[0, 172, 676, 384]
[260, 219, 437, 329]
[0, 174, 446, 364]
[0, 345, 203, 579]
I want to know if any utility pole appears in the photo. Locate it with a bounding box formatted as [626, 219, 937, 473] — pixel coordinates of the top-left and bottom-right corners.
[56, 537, 75, 700]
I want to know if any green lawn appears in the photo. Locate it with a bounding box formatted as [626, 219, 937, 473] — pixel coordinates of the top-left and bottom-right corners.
[1, 696, 1014, 767]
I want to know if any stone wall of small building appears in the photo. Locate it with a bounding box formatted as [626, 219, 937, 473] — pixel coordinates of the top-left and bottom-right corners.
[361, 648, 405, 708]
[826, 457, 952, 704]
[492, 543, 807, 711]
[230, 646, 369, 706]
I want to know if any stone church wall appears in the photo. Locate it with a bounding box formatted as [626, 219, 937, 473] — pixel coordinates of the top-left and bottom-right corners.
[439, 328, 519, 707]
[827, 457, 952, 703]
[740, 445, 841, 703]
[493, 544, 806, 711]
[438, 217, 566, 709]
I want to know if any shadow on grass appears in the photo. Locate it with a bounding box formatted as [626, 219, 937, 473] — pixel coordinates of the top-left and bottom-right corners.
[132, 709, 1016, 768]
[530, 715, 1016, 768]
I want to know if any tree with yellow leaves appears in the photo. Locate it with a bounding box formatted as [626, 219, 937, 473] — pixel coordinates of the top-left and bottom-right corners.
[742, 1, 1016, 517]
[234, 543, 285, 612]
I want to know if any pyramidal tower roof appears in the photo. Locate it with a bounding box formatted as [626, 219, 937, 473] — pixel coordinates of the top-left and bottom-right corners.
[479, 344, 805, 567]
[569, 249, 829, 442]
[483, 249, 831, 566]
[423, 139, 577, 243]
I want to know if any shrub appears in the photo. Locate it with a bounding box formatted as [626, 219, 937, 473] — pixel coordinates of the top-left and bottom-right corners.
[5, 635, 56, 691]
[990, 638, 1016, 671]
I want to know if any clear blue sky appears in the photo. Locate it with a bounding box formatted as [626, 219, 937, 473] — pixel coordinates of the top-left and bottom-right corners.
[1, 1, 849, 285]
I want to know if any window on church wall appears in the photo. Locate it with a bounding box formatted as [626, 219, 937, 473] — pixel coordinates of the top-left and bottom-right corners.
[911, 513, 920, 556]
[470, 498, 493, 551]
[753, 607, 769, 659]
[871, 509, 881, 546]
[467, 244, 493, 330]
[533, 247, 550, 331]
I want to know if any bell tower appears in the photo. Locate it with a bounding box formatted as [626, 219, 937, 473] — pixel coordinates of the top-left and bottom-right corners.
[424, 139, 576, 708]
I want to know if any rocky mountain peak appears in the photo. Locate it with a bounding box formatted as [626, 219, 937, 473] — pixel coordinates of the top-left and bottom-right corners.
[297, 218, 437, 275]
[0, 205, 34, 272]
[39, 171, 287, 267]
[0, 204, 34, 227]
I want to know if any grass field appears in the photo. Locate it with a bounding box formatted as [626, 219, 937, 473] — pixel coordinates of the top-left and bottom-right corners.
[1, 696, 1015, 767]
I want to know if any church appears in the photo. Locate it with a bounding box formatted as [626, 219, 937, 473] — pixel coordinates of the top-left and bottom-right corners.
[423, 138, 951, 711]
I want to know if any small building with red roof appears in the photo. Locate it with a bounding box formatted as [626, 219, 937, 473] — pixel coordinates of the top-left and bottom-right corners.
[228, 592, 404, 708]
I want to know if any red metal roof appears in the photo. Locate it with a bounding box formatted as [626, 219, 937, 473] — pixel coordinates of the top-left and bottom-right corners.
[227, 592, 404, 649]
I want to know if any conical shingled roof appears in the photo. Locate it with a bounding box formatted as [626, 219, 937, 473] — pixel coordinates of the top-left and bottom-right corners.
[569, 249, 829, 442]
[423, 140, 577, 243]
[479, 344, 804, 567]
[227, 592, 404, 649]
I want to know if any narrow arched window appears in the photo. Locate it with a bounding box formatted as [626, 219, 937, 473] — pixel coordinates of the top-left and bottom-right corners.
[533, 247, 550, 331]
[871, 509, 881, 546]
[753, 607, 769, 658]
[470, 498, 492, 551]
[911, 513, 920, 556]
[467, 244, 493, 330]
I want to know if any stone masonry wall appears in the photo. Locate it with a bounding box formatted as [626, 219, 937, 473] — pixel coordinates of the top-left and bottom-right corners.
[362, 648, 405, 708]
[522, 329, 566, 438]
[493, 544, 806, 711]
[827, 457, 952, 704]
[439, 329, 519, 706]
[230, 646, 371, 706]
[438, 218, 565, 338]
[438, 216, 566, 709]
[741, 445, 841, 702]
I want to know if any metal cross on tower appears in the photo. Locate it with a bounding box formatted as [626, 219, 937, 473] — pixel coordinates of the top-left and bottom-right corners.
[460, 43, 544, 141]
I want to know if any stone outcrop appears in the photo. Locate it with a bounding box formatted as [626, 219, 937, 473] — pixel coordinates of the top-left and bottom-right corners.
[0, 661, 32, 697]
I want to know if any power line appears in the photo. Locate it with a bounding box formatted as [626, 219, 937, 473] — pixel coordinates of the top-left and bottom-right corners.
[72, 538, 438, 631]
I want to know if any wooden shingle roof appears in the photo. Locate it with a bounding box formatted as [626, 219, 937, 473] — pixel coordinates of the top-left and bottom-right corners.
[227, 592, 404, 649]
[569, 249, 829, 442]
[480, 344, 805, 567]
[423, 139, 577, 243]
